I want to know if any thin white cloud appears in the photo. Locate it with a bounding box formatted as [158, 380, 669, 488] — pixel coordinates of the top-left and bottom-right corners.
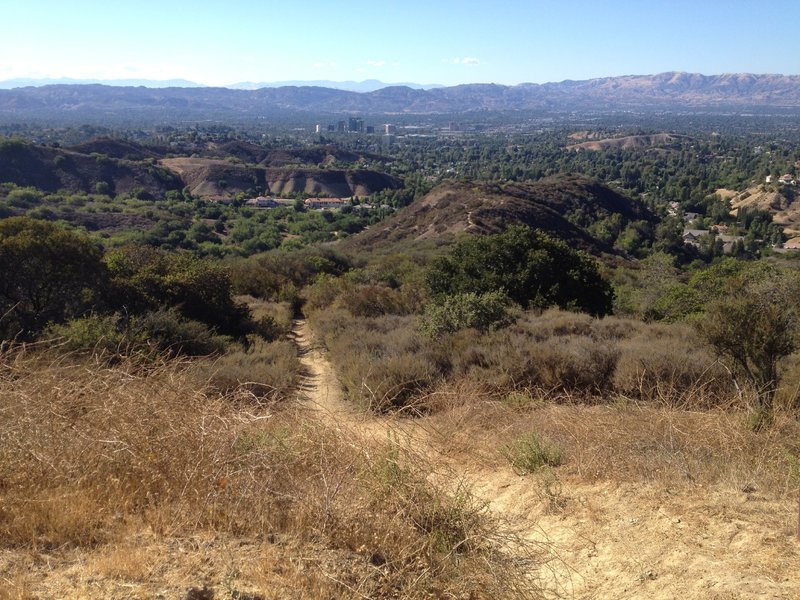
[313, 61, 338, 69]
[453, 57, 480, 66]
[367, 59, 386, 67]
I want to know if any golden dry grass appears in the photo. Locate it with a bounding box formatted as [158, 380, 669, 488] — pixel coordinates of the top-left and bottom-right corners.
[0, 344, 544, 599]
[425, 382, 800, 495]
[5, 304, 800, 599]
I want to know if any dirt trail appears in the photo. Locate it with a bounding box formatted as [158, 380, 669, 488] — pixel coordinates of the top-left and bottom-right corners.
[291, 318, 349, 420]
[289, 318, 800, 600]
[290, 319, 421, 446]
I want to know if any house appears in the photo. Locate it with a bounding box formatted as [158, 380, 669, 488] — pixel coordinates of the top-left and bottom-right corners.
[766, 175, 773, 184]
[718, 234, 745, 254]
[779, 174, 796, 185]
[304, 197, 347, 210]
[683, 229, 709, 245]
[683, 211, 701, 223]
[245, 196, 280, 208]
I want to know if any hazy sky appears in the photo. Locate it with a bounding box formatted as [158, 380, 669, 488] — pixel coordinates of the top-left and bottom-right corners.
[4, 0, 799, 86]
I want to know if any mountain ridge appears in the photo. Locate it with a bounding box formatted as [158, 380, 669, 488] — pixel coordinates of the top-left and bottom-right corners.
[1, 72, 799, 121]
[0, 78, 442, 92]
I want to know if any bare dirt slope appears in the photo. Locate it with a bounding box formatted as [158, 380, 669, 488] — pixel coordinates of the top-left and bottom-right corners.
[728, 184, 800, 237]
[566, 133, 685, 152]
[347, 175, 654, 255]
[160, 157, 401, 200]
[292, 319, 800, 600]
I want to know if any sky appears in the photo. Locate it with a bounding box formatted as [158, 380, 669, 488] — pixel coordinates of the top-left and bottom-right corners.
[3, 0, 799, 87]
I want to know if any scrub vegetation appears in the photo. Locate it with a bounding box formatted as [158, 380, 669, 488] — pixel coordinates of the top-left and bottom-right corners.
[3, 113, 800, 597]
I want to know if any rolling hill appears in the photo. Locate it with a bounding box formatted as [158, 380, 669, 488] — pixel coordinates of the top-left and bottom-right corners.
[348, 175, 654, 254]
[0, 138, 182, 197]
[566, 133, 689, 152]
[161, 157, 401, 199]
[0, 138, 401, 200]
[727, 183, 800, 237]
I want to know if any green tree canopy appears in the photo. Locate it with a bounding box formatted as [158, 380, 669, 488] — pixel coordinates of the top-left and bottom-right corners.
[426, 226, 613, 316]
[0, 216, 106, 338]
[699, 264, 800, 429]
[105, 246, 250, 338]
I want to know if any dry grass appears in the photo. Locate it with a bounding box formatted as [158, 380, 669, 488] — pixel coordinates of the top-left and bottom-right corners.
[426, 384, 800, 497]
[310, 309, 445, 414]
[0, 344, 543, 598]
[237, 295, 294, 336]
[311, 307, 739, 414]
[207, 339, 300, 401]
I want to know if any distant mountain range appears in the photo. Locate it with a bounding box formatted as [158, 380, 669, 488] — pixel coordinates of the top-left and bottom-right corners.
[0, 77, 205, 89]
[0, 73, 799, 121]
[227, 79, 443, 92]
[0, 78, 441, 92]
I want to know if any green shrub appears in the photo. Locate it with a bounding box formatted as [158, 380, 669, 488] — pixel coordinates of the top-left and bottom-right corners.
[106, 246, 251, 339]
[420, 291, 515, 336]
[253, 314, 283, 342]
[44, 313, 147, 355]
[137, 309, 230, 356]
[501, 432, 562, 475]
[42, 310, 236, 359]
[230, 248, 351, 300]
[6, 188, 43, 209]
[427, 225, 613, 316]
[0, 217, 106, 339]
[304, 273, 349, 313]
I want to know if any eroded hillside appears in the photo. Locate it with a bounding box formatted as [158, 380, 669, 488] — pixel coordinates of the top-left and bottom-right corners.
[161, 157, 401, 199]
[0, 138, 401, 200]
[349, 174, 654, 254]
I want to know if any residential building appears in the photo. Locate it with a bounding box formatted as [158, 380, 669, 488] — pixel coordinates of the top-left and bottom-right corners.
[304, 198, 348, 209]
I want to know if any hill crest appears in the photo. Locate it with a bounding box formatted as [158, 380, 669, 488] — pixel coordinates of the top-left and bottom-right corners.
[349, 175, 654, 254]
